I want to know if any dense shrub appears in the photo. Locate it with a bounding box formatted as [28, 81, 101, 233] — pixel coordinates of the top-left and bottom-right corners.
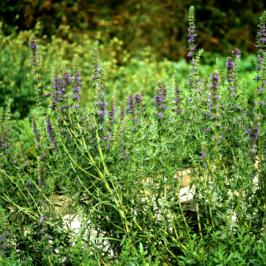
[0, 6, 265, 265]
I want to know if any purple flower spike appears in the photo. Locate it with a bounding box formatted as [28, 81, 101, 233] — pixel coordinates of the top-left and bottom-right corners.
[127, 95, 136, 114]
[71, 71, 81, 109]
[258, 100, 265, 106]
[210, 73, 219, 89]
[232, 48, 241, 58]
[39, 214, 46, 224]
[64, 72, 70, 83]
[31, 41, 37, 50]
[46, 116, 56, 148]
[187, 6, 197, 60]
[250, 127, 259, 155]
[109, 103, 116, 125]
[96, 83, 106, 123]
[154, 82, 167, 120]
[134, 94, 143, 104]
[98, 109, 105, 119]
[258, 87, 264, 94]
[174, 82, 181, 114]
[226, 58, 234, 72]
[209, 73, 220, 115]
[200, 152, 206, 160]
[30, 40, 38, 67]
[257, 13, 266, 51]
[120, 105, 126, 122]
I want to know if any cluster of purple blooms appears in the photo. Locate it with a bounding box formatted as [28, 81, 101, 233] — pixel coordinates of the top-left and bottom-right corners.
[96, 83, 106, 121]
[46, 115, 56, 148]
[126, 94, 143, 117]
[26, 9, 265, 159]
[226, 49, 241, 97]
[108, 102, 116, 125]
[30, 40, 38, 68]
[226, 58, 234, 82]
[49, 71, 81, 112]
[208, 72, 220, 116]
[72, 71, 81, 109]
[255, 14, 266, 109]
[257, 12, 266, 52]
[174, 82, 181, 114]
[127, 95, 135, 115]
[250, 127, 259, 155]
[154, 82, 167, 121]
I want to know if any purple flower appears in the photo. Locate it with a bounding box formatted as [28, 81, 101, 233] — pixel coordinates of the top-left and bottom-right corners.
[174, 82, 181, 114]
[200, 152, 206, 160]
[98, 109, 105, 118]
[30, 40, 38, 67]
[127, 95, 136, 115]
[258, 100, 265, 106]
[250, 127, 259, 154]
[210, 73, 219, 90]
[257, 14, 266, 51]
[209, 73, 219, 115]
[134, 94, 143, 104]
[46, 116, 56, 148]
[257, 55, 264, 71]
[109, 103, 116, 125]
[226, 57, 234, 70]
[96, 84, 106, 122]
[258, 87, 264, 94]
[71, 71, 81, 109]
[154, 82, 167, 120]
[39, 214, 46, 224]
[226, 57, 238, 96]
[120, 105, 126, 122]
[97, 102, 106, 119]
[64, 72, 70, 83]
[31, 40, 37, 50]
[232, 48, 241, 58]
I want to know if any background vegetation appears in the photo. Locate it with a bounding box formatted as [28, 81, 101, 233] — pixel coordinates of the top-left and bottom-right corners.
[0, 0, 265, 59]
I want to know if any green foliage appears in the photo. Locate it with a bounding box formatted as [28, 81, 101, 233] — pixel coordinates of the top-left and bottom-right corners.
[0, 6, 266, 266]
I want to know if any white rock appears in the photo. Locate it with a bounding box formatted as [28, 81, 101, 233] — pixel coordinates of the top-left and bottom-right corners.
[179, 185, 196, 203]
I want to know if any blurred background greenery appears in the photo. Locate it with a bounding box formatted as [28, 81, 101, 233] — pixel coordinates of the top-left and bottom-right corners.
[0, 0, 264, 118]
[1, 0, 265, 59]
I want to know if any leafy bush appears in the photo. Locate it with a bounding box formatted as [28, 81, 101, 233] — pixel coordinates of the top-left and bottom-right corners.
[0, 6, 265, 265]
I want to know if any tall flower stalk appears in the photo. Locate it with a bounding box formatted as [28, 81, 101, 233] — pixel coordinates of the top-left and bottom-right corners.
[255, 11, 266, 118]
[227, 48, 241, 98]
[154, 82, 167, 124]
[209, 72, 220, 119]
[187, 6, 197, 60]
[72, 70, 81, 110]
[30, 39, 43, 109]
[251, 12, 266, 158]
[106, 101, 116, 149]
[173, 80, 181, 115]
[46, 115, 56, 148]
